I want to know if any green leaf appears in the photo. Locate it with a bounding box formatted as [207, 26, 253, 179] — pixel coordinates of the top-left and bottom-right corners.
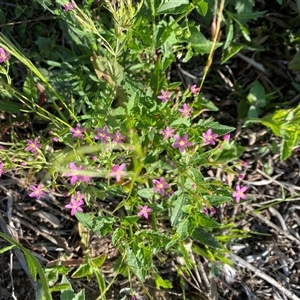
[49, 284, 70, 292]
[187, 27, 216, 55]
[24, 252, 37, 281]
[121, 216, 140, 226]
[93, 269, 106, 300]
[60, 276, 74, 300]
[212, 143, 245, 164]
[0, 100, 22, 113]
[0, 244, 15, 253]
[234, 11, 267, 23]
[176, 217, 194, 240]
[154, 273, 173, 289]
[91, 254, 107, 268]
[247, 80, 266, 107]
[234, 0, 255, 14]
[223, 18, 234, 50]
[188, 168, 205, 183]
[195, 213, 221, 228]
[192, 227, 221, 248]
[125, 248, 145, 282]
[112, 228, 124, 246]
[156, 0, 190, 14]
[72, 263, 92, 279]
[194, 0, 208, 16]
[76, 212, 94, 230]
[76, 213, 115, 235]
[222, 44, 243, 64]
[137, 188, 154, 199]
[73, 289, 85, 300]
[288, 51, 300, 70]
[170, 193, 185, 226]
[150, 56, 166, 94]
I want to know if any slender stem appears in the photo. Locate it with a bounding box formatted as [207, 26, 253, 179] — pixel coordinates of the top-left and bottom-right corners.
[197, 0, 225, 94]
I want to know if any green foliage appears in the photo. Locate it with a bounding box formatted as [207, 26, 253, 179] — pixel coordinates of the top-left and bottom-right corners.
[0, 0, 289, 298]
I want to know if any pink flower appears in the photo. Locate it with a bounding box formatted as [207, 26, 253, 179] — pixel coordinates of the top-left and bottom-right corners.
[190, 85, 200, 95]
[210, 207, 216, 215]
[111, 130, 125, 143]
[172, 134, 192, 152]
[21, 161, 27, 166]
[65, 195, 84, 216]
[178, 103, 193, 118]
[153, 177, 170, 196]
[0, 162, 6, 177]
[53, 137, 59, 142]
[232, 185, 247, 203]
[138, 205, 152, 219]
[110, 163, 126, 182]
[29, 184, 46, 200]
[95, 126, 110, 143]
[223, 134, 230, 141]
[202, 129, 218, 145]
[72, 191, 85, 202]
[0, 48, 9, 63]
[63, 162, 90, 185]
[62, 1, 74, 11]
[70, 123, 85, 139]
[157, 90, 171, 102]
[202, 207, 216, 215]
[25, 137, 42, 154]
[160, 126, 175, 140]
[241, 161, 247, 166]
[202, 208, 209, 215]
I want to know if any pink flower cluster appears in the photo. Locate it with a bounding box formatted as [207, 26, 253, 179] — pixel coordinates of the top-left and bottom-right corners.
[69, 124, 125, 144]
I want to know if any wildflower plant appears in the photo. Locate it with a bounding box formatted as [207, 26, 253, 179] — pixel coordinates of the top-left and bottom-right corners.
[0, 0, 253, 298]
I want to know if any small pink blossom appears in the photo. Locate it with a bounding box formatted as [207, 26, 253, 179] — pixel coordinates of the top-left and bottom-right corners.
[138, 205, 152, 219]
[223, 134, 230, 141]
[0, 48, 9, 63]
[241, 161, 247, 166]
[53, 137, 59, 142]
[160, 126, 175, 140]
[62, 1, 74, 11]
[25, 137, 42, 154]
[232, 185, 248, 203]
[172, 134, 192, 152]
[29, 184, 46, 200]
[238, 174, 245, 179]
[157, 90, 171, 102]
[179, 103, 193, 118]
[210, 207, 216, 215]
[95, 126, 110, 143]
[70, 123, 85, 139]
[190, 84, 200, 95]
[153, 177, 170, 196]
[202, 207, 216, 215]
[0, 162, 6, 177]
[21, 161, 27, 166]
[63, 162, 90, 185]
[202, 208, 209, 215]
[65, 196, 84, 216]
[110, 163, 126, 182]
[72, 191, 85, 203]
[202, 129, 218, 145]
[111, 130, 125, 143]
